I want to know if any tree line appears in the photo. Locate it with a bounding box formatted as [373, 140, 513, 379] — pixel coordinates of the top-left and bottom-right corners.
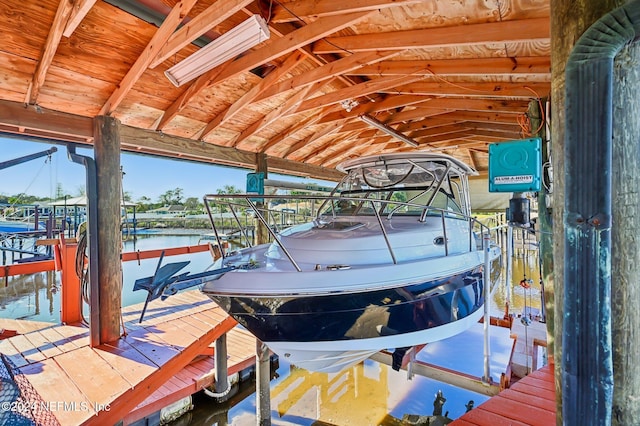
[0, 185, 242, 214]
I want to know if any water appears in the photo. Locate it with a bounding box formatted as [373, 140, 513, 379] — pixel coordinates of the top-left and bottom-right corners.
[0, 229, 544, 424]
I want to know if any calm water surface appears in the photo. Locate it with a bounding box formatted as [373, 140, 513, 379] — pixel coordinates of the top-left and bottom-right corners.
[0, 230, 544, 425]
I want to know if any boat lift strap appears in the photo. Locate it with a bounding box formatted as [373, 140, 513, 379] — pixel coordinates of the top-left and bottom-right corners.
[133, 252, 234, 322]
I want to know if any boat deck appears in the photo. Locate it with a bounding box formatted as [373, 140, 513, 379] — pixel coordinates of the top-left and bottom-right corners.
[0, 290, 256, 426]
[450, 363, 556, 425]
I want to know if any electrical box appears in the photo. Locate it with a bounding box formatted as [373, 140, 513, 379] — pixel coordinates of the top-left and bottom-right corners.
[488, 137, 542, 193]
[246, 172, 265, 194]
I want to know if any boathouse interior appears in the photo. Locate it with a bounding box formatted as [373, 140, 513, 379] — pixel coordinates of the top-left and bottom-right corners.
[2, 0, 640, 425]
[0, 0, 550, 180]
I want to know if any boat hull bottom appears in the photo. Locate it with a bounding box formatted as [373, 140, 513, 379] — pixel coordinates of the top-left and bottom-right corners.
[265, 306, 485, 373]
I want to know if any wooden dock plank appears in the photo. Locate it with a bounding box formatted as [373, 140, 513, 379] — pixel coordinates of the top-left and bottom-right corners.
[454, 406, 530, 426]
[124, 326, 256, 424]
[0, 338, 29, 367]
[55, 345, 133, 408]
[22, 330, 64, 359]
[480, 394, 556, 425]
[83, 314, 237, 425]
[93, 339, 159, 387]
[499, 388, 556, 412]
[451, 364, 556, 426]
[38, 326, 83, 353]
[20, 358, 97, 425]
[1, 290, 242, 426]
[7, 334, 47, 364]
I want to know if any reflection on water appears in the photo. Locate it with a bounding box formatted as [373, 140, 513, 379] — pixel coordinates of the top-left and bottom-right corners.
[0, 271, 58, 322]
[181, 359, 484, 425]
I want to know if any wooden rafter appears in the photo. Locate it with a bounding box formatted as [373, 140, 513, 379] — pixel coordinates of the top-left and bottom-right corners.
[270, 0, 424, 23]
[28, 0, 74, 105]
[382, 82, 551, 99]
[149, 0, 254, 69]
[63, 0, 97, 37]
[349, 57, 551, 77]
[312, 17, 551, 53]
[99, 0, 199, 115]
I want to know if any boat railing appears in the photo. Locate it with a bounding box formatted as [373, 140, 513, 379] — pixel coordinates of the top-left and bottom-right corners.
[203, 193, 496, 269]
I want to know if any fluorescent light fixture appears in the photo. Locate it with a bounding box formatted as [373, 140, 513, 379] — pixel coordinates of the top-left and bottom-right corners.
[165, 15, 270, 87]
[359, 114, 419, 147]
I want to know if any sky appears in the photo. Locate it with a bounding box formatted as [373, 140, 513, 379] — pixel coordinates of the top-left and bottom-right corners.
[0, 136, 331, 202]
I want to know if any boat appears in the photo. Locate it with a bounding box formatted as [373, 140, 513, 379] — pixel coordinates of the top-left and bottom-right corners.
[200, 153, 502, 373]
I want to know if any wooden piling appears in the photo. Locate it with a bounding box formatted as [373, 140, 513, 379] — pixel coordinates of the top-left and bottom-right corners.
[611, 33, 640, 426]
[93, 115, 123, 344]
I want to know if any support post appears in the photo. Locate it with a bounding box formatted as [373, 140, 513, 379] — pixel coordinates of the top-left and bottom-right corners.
[94, 115, 123, 344]
[611, 20, 640, 426]
[256, 340, 271, 425]
[214, 334, 229, 394]
[255, 153, 269, 245]
[482, 233, 491, 384]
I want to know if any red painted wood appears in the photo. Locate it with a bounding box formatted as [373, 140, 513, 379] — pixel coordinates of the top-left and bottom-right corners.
[451, 364, 556, 426]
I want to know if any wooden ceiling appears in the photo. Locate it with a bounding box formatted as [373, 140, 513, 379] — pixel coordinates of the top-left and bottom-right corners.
[0, 0, 550, 181]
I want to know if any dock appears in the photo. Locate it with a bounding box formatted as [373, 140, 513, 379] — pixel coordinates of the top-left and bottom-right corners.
[0, 290, 257, 425]
[450, 363, 556, 425]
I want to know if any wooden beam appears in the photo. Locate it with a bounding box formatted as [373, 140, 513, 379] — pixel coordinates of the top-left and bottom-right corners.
[258, 114, 323, 153]
[99, 0, 199, 115]
[29, 0, 74, 104]
[93, 116, 122, 345]
[117, 124, 343, 181]
[313, 17, 551, 53]
[149, 0, 254, 68]
[270, 0, 423, 23]
[381, 82, 551, 99]
[0, 99, 93, 141]
[63, 0, 97, 37]
[348, 57, 551, 77]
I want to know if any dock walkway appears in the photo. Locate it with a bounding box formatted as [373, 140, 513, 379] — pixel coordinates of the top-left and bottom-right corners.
[450, 363, 556, 425]
[0, 290, 255, 425]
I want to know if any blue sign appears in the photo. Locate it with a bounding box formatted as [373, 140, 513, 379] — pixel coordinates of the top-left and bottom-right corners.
[488, 138, 541, 193]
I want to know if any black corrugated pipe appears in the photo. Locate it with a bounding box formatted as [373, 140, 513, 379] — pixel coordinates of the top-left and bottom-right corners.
[563, 1, 640, 424]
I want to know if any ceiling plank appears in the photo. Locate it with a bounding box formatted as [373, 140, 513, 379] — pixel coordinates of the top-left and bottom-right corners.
[270, 0, 423, 23]
[149, 0, 254, 69]
[196, 51, 306, 138]
[99, 0, 199, 115]
[29, 0, 74, 105]
[231, 79, 328, 147]
[258, 114, 324, 153]
[63, 0, 97, 37]
[312, 17, 551, 53]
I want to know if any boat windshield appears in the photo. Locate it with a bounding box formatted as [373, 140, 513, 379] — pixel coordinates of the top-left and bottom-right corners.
[321, 159, 467, 218]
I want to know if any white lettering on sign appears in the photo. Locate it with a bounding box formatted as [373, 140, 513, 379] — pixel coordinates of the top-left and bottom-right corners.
[494, 175, 534, 185]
